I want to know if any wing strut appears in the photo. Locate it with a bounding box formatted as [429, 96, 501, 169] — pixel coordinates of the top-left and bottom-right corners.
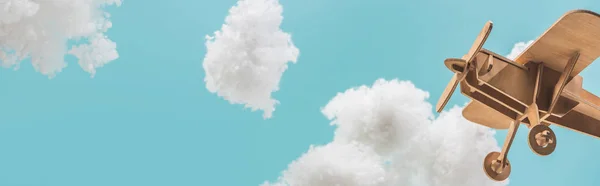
[541, 51, 580, 120]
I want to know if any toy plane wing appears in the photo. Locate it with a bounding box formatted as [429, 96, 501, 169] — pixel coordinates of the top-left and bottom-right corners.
[514, 10, 600, 77]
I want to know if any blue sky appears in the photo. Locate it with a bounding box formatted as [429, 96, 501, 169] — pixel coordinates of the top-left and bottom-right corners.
[2, 0, 600, 185]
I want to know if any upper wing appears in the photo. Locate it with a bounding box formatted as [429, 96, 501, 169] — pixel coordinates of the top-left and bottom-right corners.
[462, 101, 513, 129]
[514, 10, 600, 77]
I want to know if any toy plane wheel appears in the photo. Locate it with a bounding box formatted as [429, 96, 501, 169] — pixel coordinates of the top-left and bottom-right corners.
[483, 151, 511, 181]
[528, 124, 557, 156]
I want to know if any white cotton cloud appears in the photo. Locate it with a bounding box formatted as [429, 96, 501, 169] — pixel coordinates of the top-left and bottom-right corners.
[388, 106, 507, 186]
[263, 79, 508, 186]
[262, 142, 387, 186]
[0, 0, 121, 77]
[321, 79, 433, 156]
[506, 40, 534, 60]
[202, 0, 300, 119]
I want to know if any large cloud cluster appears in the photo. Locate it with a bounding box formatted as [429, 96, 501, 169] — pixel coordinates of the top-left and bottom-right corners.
[262, 40, 535, 186]
[0, 0, 122, 77]
[263, 79, 509, 186]
[202, 0, 299, 119]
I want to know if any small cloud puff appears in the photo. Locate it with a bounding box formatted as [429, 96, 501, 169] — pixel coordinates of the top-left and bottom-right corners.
[203, 0, 299, 119]
[0, 0, 122, 77]
[506, 40, 534, 60]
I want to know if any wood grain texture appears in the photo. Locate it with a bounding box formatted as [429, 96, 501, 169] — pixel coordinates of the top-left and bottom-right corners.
[463, 101, 513, 129]
[515, 10, 600, 77]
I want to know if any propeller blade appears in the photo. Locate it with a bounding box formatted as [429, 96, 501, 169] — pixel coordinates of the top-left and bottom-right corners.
[436, 73, 460, 113]
[436, 21, 492, 113]
[463, 21, 493, 64]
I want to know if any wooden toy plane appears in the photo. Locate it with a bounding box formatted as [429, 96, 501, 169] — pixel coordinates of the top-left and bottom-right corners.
[436, 9, 600, 181]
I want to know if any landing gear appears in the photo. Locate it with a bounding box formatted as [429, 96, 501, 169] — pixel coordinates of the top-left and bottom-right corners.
[483, 152, 511, 181]
[482, 60, 567, 181]
[483, 119, 519, 181]
[528, 124, 557, 156]
[483, 119, 558, 181]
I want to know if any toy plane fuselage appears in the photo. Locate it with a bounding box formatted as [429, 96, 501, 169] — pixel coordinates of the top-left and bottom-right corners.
[460, 48, 600, 135]
[436, 9, 600, 181]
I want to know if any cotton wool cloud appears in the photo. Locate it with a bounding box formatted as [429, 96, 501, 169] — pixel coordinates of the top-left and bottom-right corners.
[261, 142, 388, 186]
[506, 40, 534, 60]
[321, 79, 433, 156]
[202, 0, 299, 119]
[263, 79, 508, 186]
[0, 0, 122, 77]
[262, 40, 536, 186]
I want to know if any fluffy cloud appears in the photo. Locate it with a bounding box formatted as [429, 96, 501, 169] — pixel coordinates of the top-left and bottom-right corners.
[202, 0, 299, 119]
[391, 107, 505, 186]
[506, 40, 534, 60]
[262, 142, 387, 186]
[321, 79, 433, 156]
[0, 0, 122, 77]
[263, 79, 508, 186]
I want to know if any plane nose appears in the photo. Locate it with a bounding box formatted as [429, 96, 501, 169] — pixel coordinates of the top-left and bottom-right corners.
[444, 58, 467, 73]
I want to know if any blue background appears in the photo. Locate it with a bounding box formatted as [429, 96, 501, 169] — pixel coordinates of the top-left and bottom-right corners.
[1, 0, 600, 185]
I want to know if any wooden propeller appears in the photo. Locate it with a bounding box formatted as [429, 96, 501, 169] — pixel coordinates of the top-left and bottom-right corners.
[436, 21, 493, 113]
